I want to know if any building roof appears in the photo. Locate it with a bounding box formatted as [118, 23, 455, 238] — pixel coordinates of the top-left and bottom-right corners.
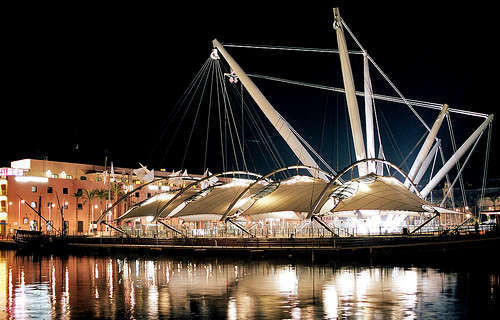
[116, 174, 435, 222]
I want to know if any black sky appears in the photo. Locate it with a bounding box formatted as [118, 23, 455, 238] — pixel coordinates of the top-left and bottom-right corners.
[3, 2, 498, 186]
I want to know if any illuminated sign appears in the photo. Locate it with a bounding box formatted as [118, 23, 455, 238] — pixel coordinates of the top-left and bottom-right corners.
[0, 168, 25, 177]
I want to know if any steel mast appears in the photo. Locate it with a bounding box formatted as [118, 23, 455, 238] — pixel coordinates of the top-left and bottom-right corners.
[212, 39, 329, 181]
[333, 8, 367, 177]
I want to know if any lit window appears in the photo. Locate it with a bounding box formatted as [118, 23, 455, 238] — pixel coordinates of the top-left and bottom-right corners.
[52, 174, 59, 179]
[32, 186, 37, 192]
[60, 171, 67, 179]
[67, 175, 73, 179]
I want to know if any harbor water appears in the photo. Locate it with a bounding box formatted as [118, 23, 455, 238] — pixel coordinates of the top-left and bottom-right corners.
[0, 249, 498, 319]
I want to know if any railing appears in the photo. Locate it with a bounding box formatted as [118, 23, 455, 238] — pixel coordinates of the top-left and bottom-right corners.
[86, 222, 497, 240]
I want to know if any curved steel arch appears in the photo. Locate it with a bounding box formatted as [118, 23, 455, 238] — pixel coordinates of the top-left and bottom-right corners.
[306, 158, 421, 219]
[220, 165, 335, 221]
[96, 177, 177, 224]
[153, 171, 263, 221]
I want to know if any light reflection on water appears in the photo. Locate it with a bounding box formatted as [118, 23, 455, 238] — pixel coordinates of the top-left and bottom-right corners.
[0, 250, 498, 319]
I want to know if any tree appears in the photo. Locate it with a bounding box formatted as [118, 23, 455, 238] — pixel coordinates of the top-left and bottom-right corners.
[110, 182, 125, 220]
[83, 189, 98, 233]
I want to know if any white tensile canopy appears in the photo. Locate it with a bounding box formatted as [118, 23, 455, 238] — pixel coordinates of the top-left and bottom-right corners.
[116, 174, 437, 223]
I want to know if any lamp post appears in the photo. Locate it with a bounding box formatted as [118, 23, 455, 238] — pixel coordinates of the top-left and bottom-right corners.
[48, 203, 55, 233]
[19, 199, 24, 229]
[91, 204, 98, 235]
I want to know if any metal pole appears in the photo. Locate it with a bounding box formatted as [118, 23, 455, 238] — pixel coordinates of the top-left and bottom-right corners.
[334, 8, 367, 177]
[421, 114, 494, 198]
[406, 104, 448, 186]
[312, 216, 338, 237]
[225, 218, 255, 237]
[364, 53, 376, 173]
[410, 211, 440, 234]
[212, 40, 328, 181]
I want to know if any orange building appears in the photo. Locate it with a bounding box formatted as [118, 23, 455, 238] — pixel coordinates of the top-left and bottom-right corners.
[0, 159, 186, 237]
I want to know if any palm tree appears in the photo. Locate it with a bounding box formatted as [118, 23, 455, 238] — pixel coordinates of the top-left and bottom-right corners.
[110, 182, 125, 220]
[83, 189, 98, 234]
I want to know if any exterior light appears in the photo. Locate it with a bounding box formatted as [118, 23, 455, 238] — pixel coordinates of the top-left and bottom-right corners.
[21, 200, 25, 203]
[15, 176, 48, 183]
[94, 205, 98, 209]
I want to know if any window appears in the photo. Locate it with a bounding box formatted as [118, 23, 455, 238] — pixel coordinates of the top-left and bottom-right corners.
[80, 176, 87, 180]
[63, 187, 68, 194]
[77, 203, 83, 210]
[30, 201, 37, 208]
[67, 175, 73, 179]
[135, 192, 140, 198]
[48, 187, 53, 193]
[32, 186, 37, 192]
[147, 193, 151, 198]
[52, 174, 59, 179]
[23, 217, 29, 224]
[77, 221, 84, 233]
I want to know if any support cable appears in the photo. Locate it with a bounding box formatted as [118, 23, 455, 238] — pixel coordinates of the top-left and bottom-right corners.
[428, 140, 439, 203]
[246, 73, 488, 119]
[440, 131, 484, 207]
[181, 60, 213, 168]
[203, 60, 215, 172]
[438, 145, 455, 208]
[217, 62, 248, 172]
[479, 123, 492, 215]
[446, 114, 467, 209]
[340, 18, 431, 132]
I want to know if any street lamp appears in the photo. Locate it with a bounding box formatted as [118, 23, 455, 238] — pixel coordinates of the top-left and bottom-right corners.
[19, 199, 24, 229]
[91, 204, 98, 234]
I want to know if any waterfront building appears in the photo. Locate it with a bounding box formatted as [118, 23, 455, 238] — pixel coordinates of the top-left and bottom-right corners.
[0, 159, 189, 237]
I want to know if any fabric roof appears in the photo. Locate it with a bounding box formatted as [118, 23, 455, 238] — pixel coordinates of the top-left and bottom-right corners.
[330, 175, 429, 214]
[243, 176, 336, 216]
[173, 182, 252, 219]
[116, 174, 435, 222]
[117, 189, 198, 221]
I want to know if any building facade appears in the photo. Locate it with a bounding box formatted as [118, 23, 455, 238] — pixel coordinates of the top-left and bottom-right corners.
[0, 159, 186, 237]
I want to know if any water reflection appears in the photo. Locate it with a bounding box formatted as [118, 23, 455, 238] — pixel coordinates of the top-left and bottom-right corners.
[0, 250, 498, 319]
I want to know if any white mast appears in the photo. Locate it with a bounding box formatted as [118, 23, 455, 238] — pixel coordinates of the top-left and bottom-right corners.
[212, 39, 329, 181]
[334, 8, 367, 177]
[420, 114, 494, 198]
[405, 104, 448, 186]
[363, 52, 376, 173]
[413, 140, 440, 186]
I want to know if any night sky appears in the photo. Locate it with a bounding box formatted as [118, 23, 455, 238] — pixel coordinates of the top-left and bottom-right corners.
[3, 2, 498, 188]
